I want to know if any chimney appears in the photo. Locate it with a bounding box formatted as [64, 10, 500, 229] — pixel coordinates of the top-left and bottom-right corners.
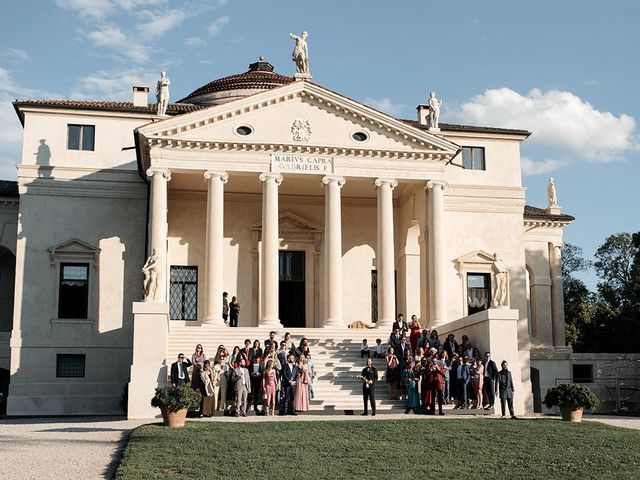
[416, 103, 429, 126]
[132, 86, 149, 107]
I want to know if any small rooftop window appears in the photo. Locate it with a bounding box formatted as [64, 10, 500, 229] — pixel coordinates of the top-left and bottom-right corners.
[352, 131, 368, 142]
[235, 125, 253, 136]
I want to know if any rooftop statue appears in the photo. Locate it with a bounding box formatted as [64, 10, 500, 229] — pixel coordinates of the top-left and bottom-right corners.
[491, 252, 510, 308]
[428, 91, 443, 129]
[156, 71, 170, 116]
[289, 31, 310, 75]
[548, 177, 558, 208]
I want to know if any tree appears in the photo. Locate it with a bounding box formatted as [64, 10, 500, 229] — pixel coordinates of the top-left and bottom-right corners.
[561, 244, 595, 351]
[594, 233, 639, 307]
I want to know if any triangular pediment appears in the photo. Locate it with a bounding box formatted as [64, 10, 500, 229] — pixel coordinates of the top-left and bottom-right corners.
[49, 238, 100, 254]
[137, 81, 460, 160]
[453, 249, 495, 276]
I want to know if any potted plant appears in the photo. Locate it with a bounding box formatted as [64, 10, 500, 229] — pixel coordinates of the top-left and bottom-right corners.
[151, 385, 201, 428]
[543, 384, 599, 422]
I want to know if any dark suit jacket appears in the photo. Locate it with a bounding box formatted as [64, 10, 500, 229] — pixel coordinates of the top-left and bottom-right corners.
[281, 362, 299, 386]
[361, 366, 378, 383]
[455, 363, 470, 382]
[498, 370, 514, 399]
[170, 359, 192, 386]
[485, 359, 499, 381]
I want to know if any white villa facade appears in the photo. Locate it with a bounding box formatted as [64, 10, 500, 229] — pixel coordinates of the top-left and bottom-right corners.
[0, 59, 574, 417]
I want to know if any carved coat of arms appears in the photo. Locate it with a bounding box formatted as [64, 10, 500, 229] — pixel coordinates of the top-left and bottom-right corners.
[291, 119, 311, 142]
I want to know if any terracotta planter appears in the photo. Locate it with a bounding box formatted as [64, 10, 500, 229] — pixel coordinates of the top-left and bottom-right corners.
[559, 405, 584, 422]
[161, 407, 188, 428]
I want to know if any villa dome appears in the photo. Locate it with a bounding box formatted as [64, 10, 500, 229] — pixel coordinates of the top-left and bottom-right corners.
[178, 58, 295, 106]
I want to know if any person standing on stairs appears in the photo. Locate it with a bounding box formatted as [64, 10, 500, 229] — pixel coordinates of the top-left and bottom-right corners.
[361, 357, 378, 416]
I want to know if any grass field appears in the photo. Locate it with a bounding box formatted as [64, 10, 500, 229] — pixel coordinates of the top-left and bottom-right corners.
[115, 418, 640, 479]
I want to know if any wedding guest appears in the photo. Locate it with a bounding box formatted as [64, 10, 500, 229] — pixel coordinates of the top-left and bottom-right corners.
[472, 347, 482, 361]
[306, 352, 316, 400]
[262, 360, 279, 416]
[471, 358, 484, 409]
[250, 339, 263, 362]
[425, 357, 445, 415]
[294, 355, 310, 412]
[199, 360, 216, 417]
[215, 346, 229, 410]
[360, 339, 370, 358]
[229, 346, 241, 369]
[222, 291, 229, 325]
[234, 355, 251, 417]
[264, 331, 277, 349]
[408, 316, 422, 353]
[416, 330, 430, 355]
[280, 353, 298, 415]
[385, 347, 400, 400]
[392, 313, 408, 334]
[373, 338, 385, 358]
[498, 360, 517, 419]
[429, 330, 441, 351]
[170, 353, 191, 387]
[248, 352, 263, 414]
[191, 344, 206, 393]
[402, 360, 419, 414]
[454, 355, 470, 409]
[482, 352, 499, 410]
[240, 339, 251, 362]
[229, 295, 240, 327]
[360, 357, 378, 416]
[438, 351, 451, 404]
[211, 359, 223, 412]
[443, 333, 458, 359]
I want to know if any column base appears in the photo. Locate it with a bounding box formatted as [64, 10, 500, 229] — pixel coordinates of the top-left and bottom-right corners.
[203, 316, 225, 325]
[323, 319, 343, 328]
[258, 318, 282, 328]
[376, 318, 394, 329]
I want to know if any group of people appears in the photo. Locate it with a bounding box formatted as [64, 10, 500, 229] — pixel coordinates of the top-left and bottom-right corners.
[170, 332, 315, 417]
[221, 292, 240, 327]
[359, 314, 518, 418]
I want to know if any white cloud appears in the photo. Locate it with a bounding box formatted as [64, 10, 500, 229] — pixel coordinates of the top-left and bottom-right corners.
[88, 25, 150, 63]
[521, 156, 566, 176]
[116, 0, 167, 10]
[70, 67, 158, 100]
[449, 87, 638, 161]
[184, 36, 207, 47]
[55, 0, 114, 19]
[138, 9, 188, 38]
[364, 97, 406, 118]
[207, 16, 230, 36]
[0, 48, 30, 63]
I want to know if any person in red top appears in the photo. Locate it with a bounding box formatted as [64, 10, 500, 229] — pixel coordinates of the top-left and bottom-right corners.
[408, 315, 422, 354]
[424, 356, 445, 415]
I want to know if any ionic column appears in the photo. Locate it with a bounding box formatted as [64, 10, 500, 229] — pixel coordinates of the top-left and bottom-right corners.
[549, 242, 567, 347]
[322, 175, 346, 327]
[375, 178, 398, 328]
[426, 180, 447, 327]
[259, 173, 283, 327]
[203, 170, 228, 324]
[146, 168, 171, 302]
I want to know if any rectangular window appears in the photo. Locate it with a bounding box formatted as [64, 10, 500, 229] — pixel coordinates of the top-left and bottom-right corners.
[67, 124, 95, 151]
[370, 269, 398, 323]
[573, 364, 594, 383]
[170, 266, 198, 321]
[467, 273, 491, 315]
[58, 263, 89, 319]
[56, 354, 86, 378]
[461, 146, 485, 170]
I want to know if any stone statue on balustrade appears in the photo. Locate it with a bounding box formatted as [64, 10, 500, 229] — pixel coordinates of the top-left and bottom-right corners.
[142, 248, 159, 301]
[289, 31, 310, 75]
[491, 252, 510, 308]
[547, 177, 558, 208]
[156, 71, 170, 116]
[428, 91, 443, 129]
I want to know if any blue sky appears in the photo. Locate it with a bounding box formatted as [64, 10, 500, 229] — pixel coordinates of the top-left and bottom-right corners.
[1, 0, 638, 288]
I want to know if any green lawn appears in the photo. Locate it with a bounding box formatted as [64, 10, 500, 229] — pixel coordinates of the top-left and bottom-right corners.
[116, 419, 640, 479]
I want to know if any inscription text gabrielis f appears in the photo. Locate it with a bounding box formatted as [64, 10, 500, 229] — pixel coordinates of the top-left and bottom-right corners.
[291, 119, 311, 142]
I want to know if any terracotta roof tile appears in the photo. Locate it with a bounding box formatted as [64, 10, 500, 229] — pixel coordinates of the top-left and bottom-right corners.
[524, 205, 574, 222]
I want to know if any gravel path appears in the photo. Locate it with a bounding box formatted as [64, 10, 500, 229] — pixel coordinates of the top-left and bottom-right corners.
[0, 414, 638, 479]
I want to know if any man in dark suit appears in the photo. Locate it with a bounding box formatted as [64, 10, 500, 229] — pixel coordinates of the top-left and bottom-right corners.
[389, 328, 402, 356]
[264, 331, 277, 350]
[497, 360, 516, 419]
[392, 314, 408, 334]
[280, 353, 299, 415]
[482, 351, 499, 410]
[454, 356, 471, 408]
[240, 338, 251, 362]
[248, 353, 264, 414]
[170, 353, 192, 386]
[360, 357, 378, 416]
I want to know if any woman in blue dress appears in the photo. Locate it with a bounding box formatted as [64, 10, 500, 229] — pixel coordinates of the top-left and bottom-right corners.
[402, 360, 419, 413]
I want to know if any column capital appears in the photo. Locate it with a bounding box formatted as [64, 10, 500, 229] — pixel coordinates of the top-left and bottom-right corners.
[259, 172, 283, 185]
[425, 179, 447, 191]
[374, 177, 398, 189]
[146, 168, 171, 181]
[322, 175, 346, 187]
[204, 170, 229, 183]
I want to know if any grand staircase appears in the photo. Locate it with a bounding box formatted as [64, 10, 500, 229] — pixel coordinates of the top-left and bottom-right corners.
[167, 326, 492, 415]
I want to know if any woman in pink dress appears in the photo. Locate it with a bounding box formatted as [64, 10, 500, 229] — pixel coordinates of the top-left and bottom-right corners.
[262, 360, 278, 416]
[294, 356, 310, 412]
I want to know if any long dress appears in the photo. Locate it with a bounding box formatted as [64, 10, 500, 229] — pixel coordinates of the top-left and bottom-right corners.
[409, 326, 421, 352]
[402, 368, 419, 409]
[294, 366, 310, 412]
[218, 358, 228, 410]
[263, 369, 277, 409]
[191, 353, 206, 391]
